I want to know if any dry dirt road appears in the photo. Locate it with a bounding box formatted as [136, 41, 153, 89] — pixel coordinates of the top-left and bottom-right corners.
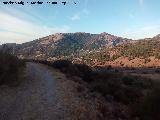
[0, 63, 100, 120]
[0, 63, 65, 120]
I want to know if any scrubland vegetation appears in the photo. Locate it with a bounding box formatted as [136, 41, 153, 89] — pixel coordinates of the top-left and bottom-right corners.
[35, 59, 160, 120]
[76, 40, 160, 66]
[0, 52, 25, 86]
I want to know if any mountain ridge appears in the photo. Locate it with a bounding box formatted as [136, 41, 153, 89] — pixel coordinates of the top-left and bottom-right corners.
[1, 32, 160, 64]
[0, 32, 132, 59]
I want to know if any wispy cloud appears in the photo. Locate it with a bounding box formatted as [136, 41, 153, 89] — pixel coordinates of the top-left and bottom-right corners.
[70, 8, 90, 21]
[122, 25, 160, 39]
[0, 10, 70, 44]
[70, 14, 80, 21]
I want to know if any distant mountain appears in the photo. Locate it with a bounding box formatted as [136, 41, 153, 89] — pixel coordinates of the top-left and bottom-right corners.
[0, 32, 132, 60]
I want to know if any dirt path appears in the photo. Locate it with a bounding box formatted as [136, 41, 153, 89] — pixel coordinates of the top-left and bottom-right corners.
[0, 63, 101, 120]
[0, 63, 66, 120]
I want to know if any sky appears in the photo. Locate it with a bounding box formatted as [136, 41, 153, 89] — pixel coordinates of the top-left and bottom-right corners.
[0, 0, 160, 44]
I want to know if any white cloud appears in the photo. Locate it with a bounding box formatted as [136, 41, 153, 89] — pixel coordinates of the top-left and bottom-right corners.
[122, 25, 160, 39]
[0, 31, 34, 44]
[70, 14, 80, 21]
[70, 8, 90, 21]
[0, 12, 70, 44]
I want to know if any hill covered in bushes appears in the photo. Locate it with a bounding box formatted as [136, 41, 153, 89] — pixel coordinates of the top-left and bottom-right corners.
[73, 35, 160, 67]
[1, 33, 160, 67]
[0, 32, 131, 60]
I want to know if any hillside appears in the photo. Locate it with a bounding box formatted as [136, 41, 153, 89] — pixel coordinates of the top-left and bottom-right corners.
[76, 35, 160, 67]
[1, 32, 160, 68]
[0, 32, 131, 60]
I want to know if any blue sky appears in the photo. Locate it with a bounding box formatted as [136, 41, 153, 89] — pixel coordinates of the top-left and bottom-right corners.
[0, 0, 160, 44]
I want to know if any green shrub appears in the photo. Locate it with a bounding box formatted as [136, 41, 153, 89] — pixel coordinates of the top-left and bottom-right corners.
[0, 52, 25, 86]
[64, 64, 80, 77]
[51, 60, 94, 82]
[52, 60, 72, 69]
[74, 64, 93, 82]
[122, 76, 152, 89]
